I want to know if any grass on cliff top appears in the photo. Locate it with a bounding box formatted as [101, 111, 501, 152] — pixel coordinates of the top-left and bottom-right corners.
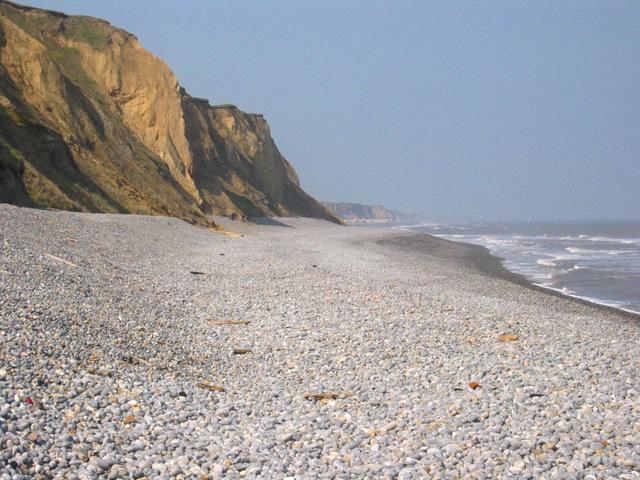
[0, 5, 104, 94]
[61, 17, 110, 50]
[0, 4, 50, 38]
[0, 5, 110, 50]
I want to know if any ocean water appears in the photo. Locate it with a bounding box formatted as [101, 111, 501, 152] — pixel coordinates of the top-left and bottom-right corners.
[400, 221, 640, 315]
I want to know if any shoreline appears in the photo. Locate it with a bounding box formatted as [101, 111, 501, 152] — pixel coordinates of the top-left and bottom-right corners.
[380, 229, 640, 322]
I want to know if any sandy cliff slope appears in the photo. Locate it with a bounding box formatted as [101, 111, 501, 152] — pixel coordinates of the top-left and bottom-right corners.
[0, 1, 339, 225]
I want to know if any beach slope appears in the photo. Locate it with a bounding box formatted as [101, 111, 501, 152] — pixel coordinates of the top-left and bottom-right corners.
[0, 205, 638, 478]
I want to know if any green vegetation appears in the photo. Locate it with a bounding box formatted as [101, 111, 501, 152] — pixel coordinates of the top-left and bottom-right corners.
[0, 5, 109, 50]
[61, 17, 110, 50]
[0, 5, 48, 38]
[0, 104, 27, 126]
[23, 164, 78, 211]
[0, 6, 100, 93]
[86, 189, 117, 212]
[225, 190, 262, 215]
[0, 138, 24, 172]
[47, 45, 97, 93]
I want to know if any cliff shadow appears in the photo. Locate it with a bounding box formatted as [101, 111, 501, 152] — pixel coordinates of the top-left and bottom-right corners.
[248, 216, 292, 228]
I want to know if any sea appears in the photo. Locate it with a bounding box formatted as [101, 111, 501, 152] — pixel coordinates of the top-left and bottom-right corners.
[396, 220, 640, 315]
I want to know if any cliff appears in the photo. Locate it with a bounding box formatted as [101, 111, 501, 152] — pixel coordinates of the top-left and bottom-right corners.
[322, 202, 410, 223]
[0, 1, 339, 225]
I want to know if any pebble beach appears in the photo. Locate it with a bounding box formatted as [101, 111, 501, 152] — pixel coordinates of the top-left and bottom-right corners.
[0, 204, 639, 479]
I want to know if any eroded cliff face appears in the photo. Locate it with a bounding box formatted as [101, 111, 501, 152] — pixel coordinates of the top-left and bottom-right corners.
[0, 1, 339, 224]
[322, 202, 409, 223]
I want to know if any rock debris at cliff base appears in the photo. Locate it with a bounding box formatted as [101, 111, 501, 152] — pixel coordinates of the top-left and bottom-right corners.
[1, 204, 639, 479]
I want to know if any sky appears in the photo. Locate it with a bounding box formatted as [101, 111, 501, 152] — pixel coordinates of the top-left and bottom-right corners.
[27, 1, 640, 220]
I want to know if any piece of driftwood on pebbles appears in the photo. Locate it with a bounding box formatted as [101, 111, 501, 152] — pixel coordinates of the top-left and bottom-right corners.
[232, 348, 252, 354]
[303, 392, 352, 401]
[44, 253, 78, 268]
[197, 381, 225, 392]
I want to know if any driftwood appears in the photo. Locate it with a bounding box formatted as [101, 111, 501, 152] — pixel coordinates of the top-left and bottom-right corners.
[197, 381, 225, 392]
[44, 253, 78, 268]
[232, 348, 252, 355]
[497, 333, 519, 342]
[303, 392, 353, 401]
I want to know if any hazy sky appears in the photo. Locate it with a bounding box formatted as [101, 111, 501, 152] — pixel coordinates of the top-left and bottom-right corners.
[27, 1, 640, 220]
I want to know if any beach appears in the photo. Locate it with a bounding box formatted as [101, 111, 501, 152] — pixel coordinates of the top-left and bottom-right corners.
[1, 204, 639, 479]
